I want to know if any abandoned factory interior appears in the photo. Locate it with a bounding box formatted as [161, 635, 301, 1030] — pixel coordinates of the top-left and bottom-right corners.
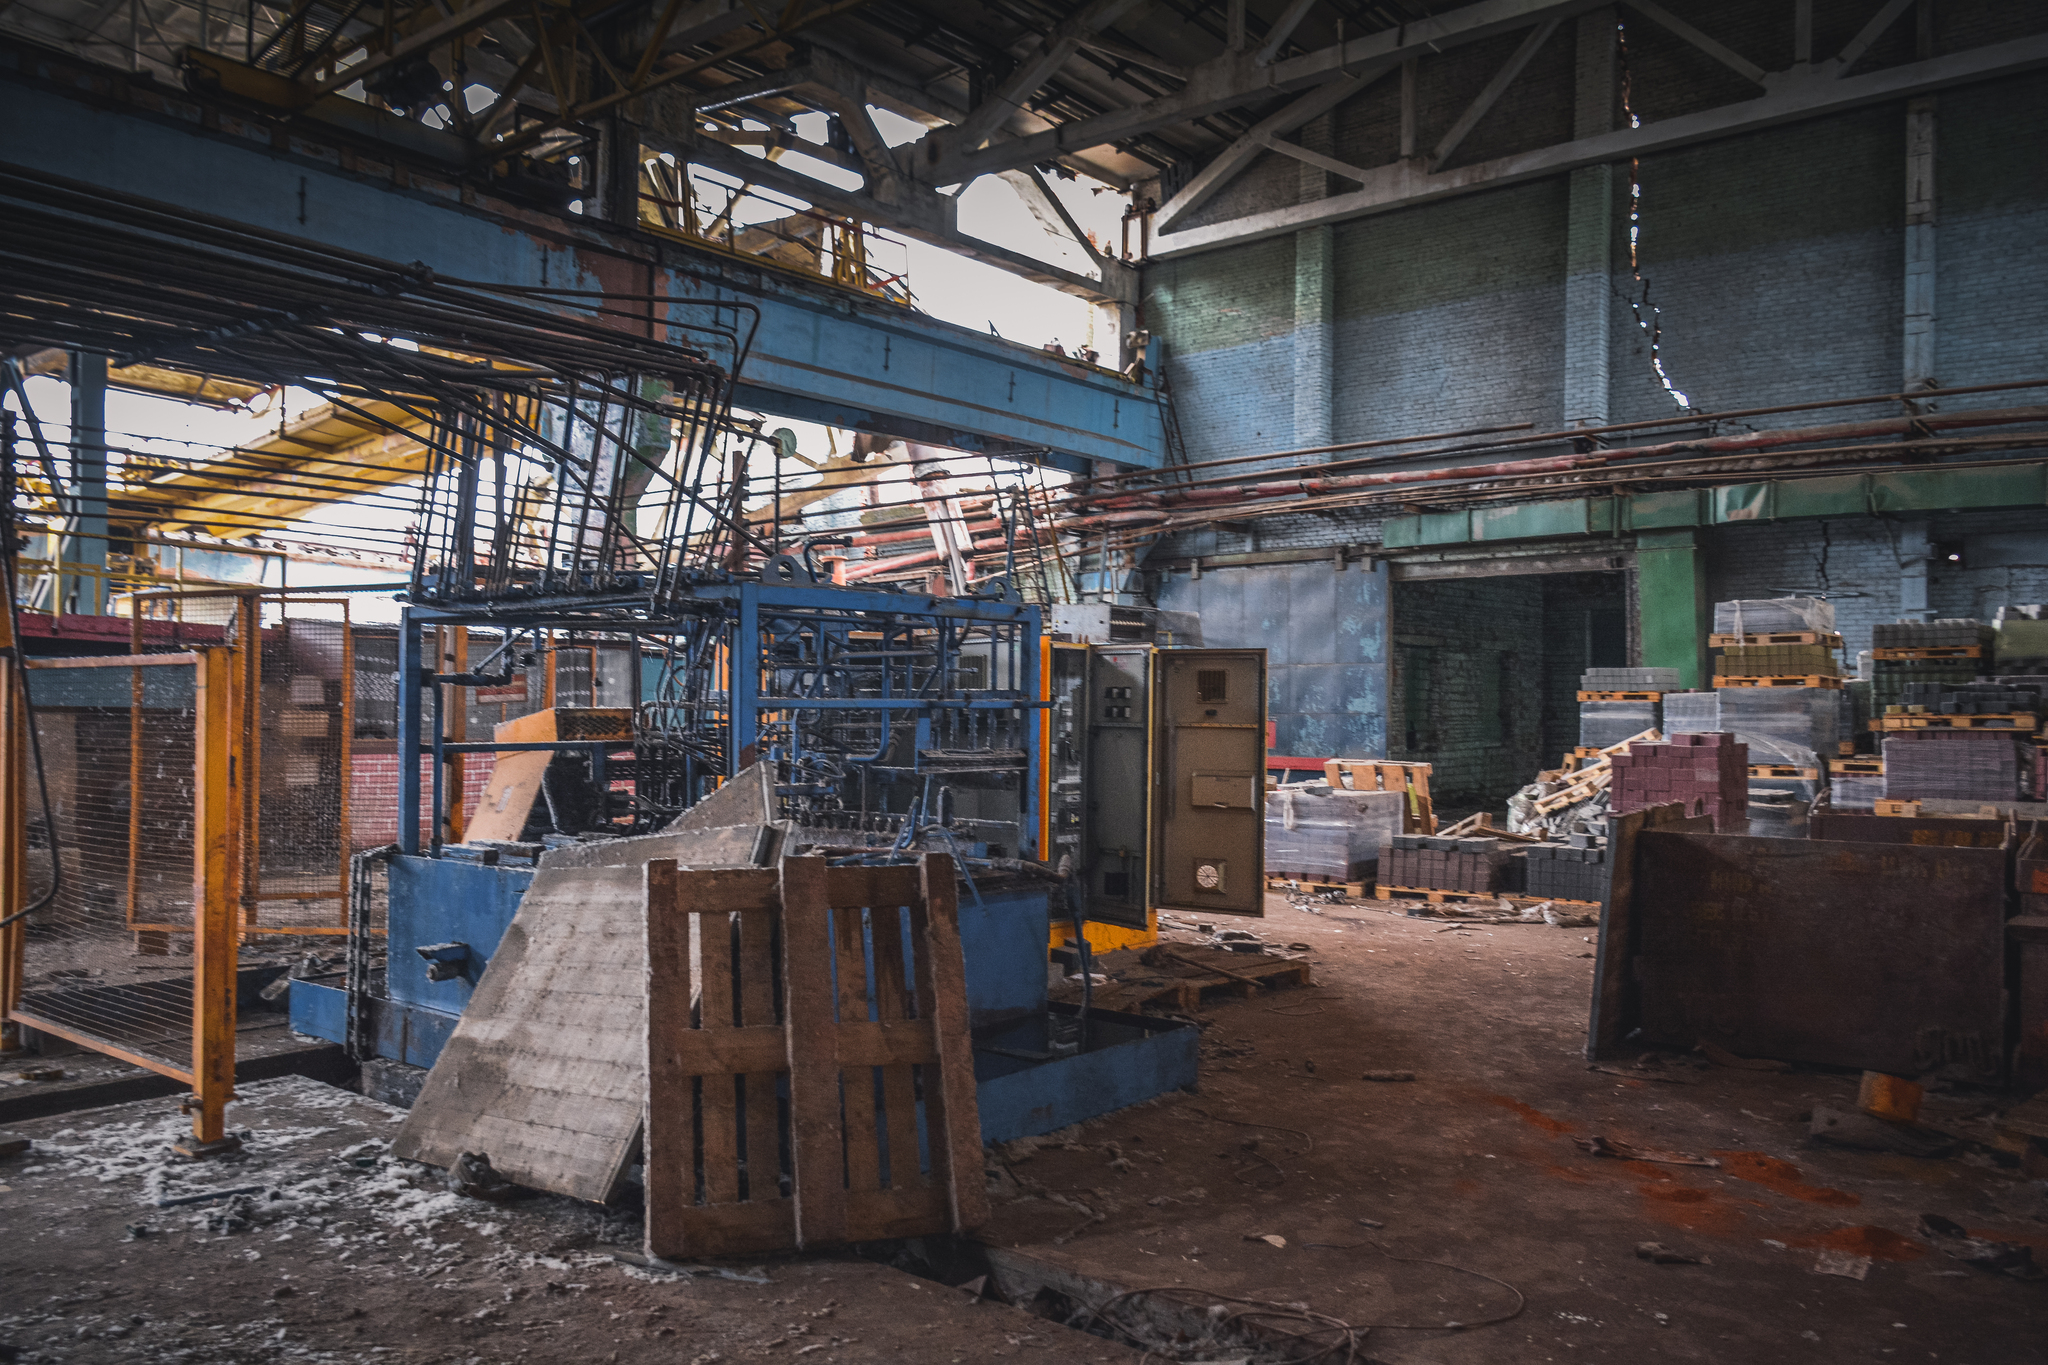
[2, 0, 2048, 1360]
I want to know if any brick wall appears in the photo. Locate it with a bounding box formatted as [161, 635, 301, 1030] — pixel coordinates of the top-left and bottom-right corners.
[1387, 576, 1547, 807]
[348, 750, 497, 849]
[1704, 508, 2048, 661]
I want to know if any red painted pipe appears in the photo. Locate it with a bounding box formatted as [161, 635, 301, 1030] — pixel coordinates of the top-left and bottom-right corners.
[1068, 404, 2048, 515]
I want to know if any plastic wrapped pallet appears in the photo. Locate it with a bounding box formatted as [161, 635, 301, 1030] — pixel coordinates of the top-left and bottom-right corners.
[1579, 698, 1660, 749]
[1881, 731, 2021, 802]
[1265, 785, 1407, 883]
[1663, 689, 1835, 770]
[1829, 771, 1883, 811]
[1714, 597, 1835, 636]
[1746, 791, 1809, 838]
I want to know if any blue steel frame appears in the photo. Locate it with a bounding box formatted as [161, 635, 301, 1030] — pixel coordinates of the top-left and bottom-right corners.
[395, 582, 1043, 857]
[0, 48, 1166, 470]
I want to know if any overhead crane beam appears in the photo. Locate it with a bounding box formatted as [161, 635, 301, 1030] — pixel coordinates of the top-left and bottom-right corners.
[0, 43, 1165, 471]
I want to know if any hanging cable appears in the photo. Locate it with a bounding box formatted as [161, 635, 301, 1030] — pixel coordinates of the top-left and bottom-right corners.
[1616, 20, 1695, 414]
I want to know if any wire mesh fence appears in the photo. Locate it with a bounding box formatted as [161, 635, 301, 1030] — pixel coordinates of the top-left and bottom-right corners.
[253, 608, 352, 933]
[15, 655, 199, 1071]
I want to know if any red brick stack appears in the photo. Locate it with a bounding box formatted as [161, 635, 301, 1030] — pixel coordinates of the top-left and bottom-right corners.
[1609, 732, 1748, 830]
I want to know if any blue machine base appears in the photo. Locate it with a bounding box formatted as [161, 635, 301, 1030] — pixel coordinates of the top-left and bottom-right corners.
[973, 1003, 1199, 1144]
[291, 854, 1198, 1148]
[289, 979, 462, 1069]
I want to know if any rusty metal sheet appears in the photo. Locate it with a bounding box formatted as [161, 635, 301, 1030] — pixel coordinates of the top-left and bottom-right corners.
[1632, 832, 2007, 1080]
[1808, 812, 2008, 848]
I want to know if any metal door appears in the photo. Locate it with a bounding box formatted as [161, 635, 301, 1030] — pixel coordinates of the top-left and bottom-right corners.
[1081, 646, 1151, 928]
[1153, 650, 1266, 917]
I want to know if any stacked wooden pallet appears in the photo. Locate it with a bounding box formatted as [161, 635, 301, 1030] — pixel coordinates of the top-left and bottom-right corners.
[1323, 759, 1435, 833]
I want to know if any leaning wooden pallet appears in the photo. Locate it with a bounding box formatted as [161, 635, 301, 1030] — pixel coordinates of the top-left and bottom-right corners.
[643, 853, 987, 1258]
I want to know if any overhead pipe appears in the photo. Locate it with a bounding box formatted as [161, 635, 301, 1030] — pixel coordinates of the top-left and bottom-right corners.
[1068, 404, 2048, 516]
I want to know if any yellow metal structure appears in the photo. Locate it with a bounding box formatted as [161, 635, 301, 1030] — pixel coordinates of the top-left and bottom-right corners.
[118, 397, 433, 540]
[184, 644, 243, 1153]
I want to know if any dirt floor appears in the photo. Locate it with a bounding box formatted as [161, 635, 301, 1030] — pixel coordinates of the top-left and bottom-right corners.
[1, 890, 2043, 1364]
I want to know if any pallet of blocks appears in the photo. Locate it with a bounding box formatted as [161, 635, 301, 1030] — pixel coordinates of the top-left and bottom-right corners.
[1609, 732, 1748, 831]
[1578, 668, 1677, 748]
[1323, 759, 1435, 833]
[1871, 620, 1993, 710]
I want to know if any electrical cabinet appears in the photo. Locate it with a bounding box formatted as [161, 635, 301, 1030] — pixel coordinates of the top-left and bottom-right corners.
[1060, 644, 1267, 926]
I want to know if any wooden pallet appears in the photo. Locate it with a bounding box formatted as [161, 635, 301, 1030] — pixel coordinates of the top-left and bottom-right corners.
[1111, 948, 1314, 1012]
[1873, 645, 1984, 660]
[1708, 631, 1843, 648]
[1749, 765, 1820, 779]
[1829, 758, 1884, 775]
[1324, 759, 1435, 833]
[1713, 675, 1844, 689]
[643, 855, 986, 1257]
[1874, 712, 2038, 731]
[1577, 690, 1662, 701]
[1874, 799, 1920, 817]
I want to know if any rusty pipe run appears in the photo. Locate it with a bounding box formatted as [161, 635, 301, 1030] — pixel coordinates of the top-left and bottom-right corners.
[1064, 404, 2048, 523]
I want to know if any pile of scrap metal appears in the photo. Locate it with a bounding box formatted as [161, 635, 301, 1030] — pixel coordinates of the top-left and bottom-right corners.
[1507, 728, 1663, 837]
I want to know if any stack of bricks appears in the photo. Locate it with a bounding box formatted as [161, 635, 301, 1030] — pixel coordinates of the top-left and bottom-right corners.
[1580, 667, 1681, 691]
[1609, 732, 1749, 829]
[1882, 731, 2022, 802]
[1714, 643, 1840, 678]
[1378, 835, 1507, 893]
[1872, 620, 1993, 709]
[1519, 835, 1608, 903]
[1895, 681, 2043, 715]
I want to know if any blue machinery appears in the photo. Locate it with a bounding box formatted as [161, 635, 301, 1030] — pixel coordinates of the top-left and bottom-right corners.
[294, 575, 1199, 1147]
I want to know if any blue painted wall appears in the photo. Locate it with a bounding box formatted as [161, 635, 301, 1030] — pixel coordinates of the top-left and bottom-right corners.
[1156, 561, 1391, 758]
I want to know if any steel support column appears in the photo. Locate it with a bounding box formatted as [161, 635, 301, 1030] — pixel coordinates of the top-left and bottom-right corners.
[59, 350, 108, 615]
[1634, 529, 1707, 690]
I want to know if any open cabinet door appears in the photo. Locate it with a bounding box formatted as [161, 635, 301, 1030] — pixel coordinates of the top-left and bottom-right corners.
[1081, 646, 1151, 929]
[1153, 649, 1267, 918]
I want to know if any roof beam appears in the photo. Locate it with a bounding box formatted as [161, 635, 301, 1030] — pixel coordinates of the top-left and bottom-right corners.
[1624, 1, 1766, 86]
[914, 0, 1592, 184]
[1833, 0, 1916, 74]
[1152, 30, 2048, 258]
[945, 0, 1150, 154]
[676, 135, 1137, 304]
[1152, 65, 1386, 233]
[999, 167, 1104, 266]
[1254, 0, 1320, 67]
[1429, 16, 1562, 168]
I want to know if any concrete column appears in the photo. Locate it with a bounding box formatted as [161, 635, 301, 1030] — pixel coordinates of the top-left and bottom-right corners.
[1563, 8, 1616, 429]
[1903, 96, 1937, 396]
[60, 351, 108, 616]
[1635, 529, 1707, 689]
[1897, 520, 1932, 622]
[1293, 114, 1334, 451]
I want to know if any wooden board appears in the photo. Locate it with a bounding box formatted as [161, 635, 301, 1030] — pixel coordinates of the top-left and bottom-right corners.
[1709, 631, 1842, 647]
[391, 861, 654, 1203]
[1874, 713, 2037, 731]
[464, 749, 554, 844]
[642, 854, 984, 1258]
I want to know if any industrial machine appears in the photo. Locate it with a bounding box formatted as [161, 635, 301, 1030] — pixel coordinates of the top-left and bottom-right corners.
[288, 348, 1219, 1147]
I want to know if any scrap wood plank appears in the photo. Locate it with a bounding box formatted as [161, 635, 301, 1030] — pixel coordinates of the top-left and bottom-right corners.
[643, 853, 983, 1259]
[391, 861, 656, 1203]
[393, 835, 782, 1204]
